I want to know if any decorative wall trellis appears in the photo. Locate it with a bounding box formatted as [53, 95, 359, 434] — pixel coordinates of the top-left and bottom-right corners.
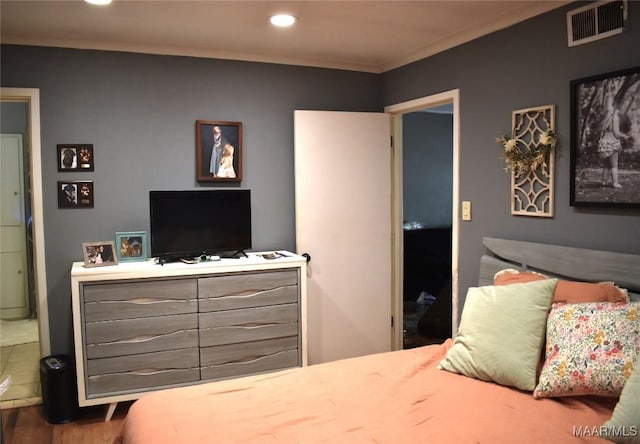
[511, 105, 556, 217]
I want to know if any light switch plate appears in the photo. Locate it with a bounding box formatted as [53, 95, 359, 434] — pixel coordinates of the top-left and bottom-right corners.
[462, 201, 471, 221]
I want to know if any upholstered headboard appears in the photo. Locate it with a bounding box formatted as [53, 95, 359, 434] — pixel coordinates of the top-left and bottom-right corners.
[479, 237, 640, 299]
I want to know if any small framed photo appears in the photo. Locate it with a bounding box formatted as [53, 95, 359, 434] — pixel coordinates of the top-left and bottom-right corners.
[57, 144, 94, 171]
[82, 241, 118, 267]
[196, 120, 242, 183]
[57, 181, 94, 208]
[115, 231, 148, 262]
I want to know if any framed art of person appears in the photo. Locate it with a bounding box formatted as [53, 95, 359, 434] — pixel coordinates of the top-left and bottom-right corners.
[570, 65, 640, 208]
[195, 120, 242, 183]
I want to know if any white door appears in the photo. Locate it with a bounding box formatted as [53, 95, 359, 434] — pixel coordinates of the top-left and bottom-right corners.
[1, 134, 29, 319]
[294, 110, 392, 364]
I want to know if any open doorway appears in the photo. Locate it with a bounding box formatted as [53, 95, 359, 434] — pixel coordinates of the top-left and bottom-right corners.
[386, 90, 460, 350]
[1, 88, 49, 409]
[401, 107, 453, 348]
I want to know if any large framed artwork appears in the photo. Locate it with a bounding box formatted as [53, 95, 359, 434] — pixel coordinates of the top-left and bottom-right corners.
[570, 66, 640, 207]
[195, 120, 242, 183]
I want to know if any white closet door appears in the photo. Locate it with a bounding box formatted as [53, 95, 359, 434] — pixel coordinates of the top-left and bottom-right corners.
[1, 134, 28, 318]
[294, 110, 392, 364]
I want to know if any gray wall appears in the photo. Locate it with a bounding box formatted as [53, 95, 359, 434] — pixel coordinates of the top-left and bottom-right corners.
[384, 1, 640, 310]
[1, 102, 28, 134]
[1, 45, 383, 354]
[403, 112, 453, 227]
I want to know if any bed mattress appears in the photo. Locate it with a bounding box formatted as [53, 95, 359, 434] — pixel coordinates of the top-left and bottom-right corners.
[115, 340, 616, 443]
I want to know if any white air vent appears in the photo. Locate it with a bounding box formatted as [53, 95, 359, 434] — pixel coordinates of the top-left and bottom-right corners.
[567, 0, 627, 47]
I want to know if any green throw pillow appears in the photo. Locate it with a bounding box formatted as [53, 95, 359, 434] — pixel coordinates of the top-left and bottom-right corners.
[438, 279, 557, 391]
[603, 362, 640, 443]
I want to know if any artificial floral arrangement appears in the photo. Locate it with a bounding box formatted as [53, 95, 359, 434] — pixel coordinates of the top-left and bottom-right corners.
[496, 130, 558, 177]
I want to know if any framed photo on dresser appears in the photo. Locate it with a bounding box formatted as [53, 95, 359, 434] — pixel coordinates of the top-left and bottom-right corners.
[82, 241, 118, 267]
[115, 231, 148, 262]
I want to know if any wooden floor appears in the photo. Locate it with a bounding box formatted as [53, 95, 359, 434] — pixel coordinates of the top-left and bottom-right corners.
[1, 403, 131, 444]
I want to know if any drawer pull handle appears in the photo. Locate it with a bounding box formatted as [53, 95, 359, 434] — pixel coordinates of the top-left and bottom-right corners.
[203, 322, 293, 331]
[101, 330, 186, 345]
[216, 286, 293, 299]
[236, 322, 276, 328]
[202, 325, 268, 332]
[91, 368, 187, 378]
[94, 298, 186, 305]
[226, 350, 289, 365]
[128, 368, 186, 376]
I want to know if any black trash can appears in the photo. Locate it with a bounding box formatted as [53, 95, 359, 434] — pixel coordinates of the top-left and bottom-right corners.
[39, 355, 78, 424]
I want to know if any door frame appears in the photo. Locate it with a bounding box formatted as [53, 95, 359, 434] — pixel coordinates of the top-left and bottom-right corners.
[1, 87, 50, 356]
[385, 89, 460, 350]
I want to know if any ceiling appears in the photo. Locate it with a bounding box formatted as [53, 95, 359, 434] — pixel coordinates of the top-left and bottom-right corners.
[0, 0, 570, 73]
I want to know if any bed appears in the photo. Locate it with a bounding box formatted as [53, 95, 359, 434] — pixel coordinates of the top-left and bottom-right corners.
[115, 238, 640, 444]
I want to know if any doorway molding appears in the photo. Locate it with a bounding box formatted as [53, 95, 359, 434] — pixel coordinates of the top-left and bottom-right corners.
[385, 89, 460, 350]
[1, 87, 50, 356]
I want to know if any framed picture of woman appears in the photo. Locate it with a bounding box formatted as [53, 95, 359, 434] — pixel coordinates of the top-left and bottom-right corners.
[195, 120, 242, 183]
[570, 66, 640, 207]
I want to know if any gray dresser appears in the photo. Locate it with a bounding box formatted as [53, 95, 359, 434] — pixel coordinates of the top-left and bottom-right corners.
[71, 253, 307, 420]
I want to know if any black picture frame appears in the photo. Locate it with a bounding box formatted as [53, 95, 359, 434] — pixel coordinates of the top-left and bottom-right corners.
[57, 180, 94, 208]
[570, 66, 640, 208]
[57, 144, 94, 172]
[195, 120, 242, 183]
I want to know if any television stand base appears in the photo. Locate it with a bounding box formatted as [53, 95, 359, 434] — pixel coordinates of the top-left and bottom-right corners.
[219, 250, 248, 259]
[155, 255, 185, 266]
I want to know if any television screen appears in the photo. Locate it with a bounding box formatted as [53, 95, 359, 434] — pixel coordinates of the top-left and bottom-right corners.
[150, 190, 251, 260]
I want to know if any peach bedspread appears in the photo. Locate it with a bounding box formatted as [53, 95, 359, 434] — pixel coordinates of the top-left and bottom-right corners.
[116, 340, 616, 443]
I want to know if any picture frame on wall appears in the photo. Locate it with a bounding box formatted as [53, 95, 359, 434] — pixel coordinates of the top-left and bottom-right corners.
[57, 180, 94, 208]
[82, 241, 118, 267]
[570, 65, 640, 208]
[57, 144, 94, 171]
[195, 120, 242, 183]
[115, 231, 148, 262]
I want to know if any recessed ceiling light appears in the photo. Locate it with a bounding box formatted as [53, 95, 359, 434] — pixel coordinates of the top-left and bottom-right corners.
[85, 0, 112, 5]
[270, 14, 297, 27]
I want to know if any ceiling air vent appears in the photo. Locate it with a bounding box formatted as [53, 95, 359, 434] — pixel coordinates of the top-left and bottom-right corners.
[567, 0, 627, 47]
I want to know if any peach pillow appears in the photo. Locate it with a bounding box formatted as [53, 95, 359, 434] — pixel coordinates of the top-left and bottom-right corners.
[494, 269, 628, 304]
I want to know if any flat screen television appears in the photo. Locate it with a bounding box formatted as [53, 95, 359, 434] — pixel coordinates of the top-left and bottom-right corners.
[150, 190, 251, 261]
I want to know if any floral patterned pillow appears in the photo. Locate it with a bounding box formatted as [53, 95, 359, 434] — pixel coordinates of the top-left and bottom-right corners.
[533, 302, 640, 398]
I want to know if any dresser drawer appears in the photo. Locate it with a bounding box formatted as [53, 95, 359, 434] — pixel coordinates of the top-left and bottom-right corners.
[200, 336, 298, 367]
[198, 270, 298, 312]
[199, 304, 298, 347]
[83, 279, 197, 321]
[201, 349, 299, 381]
[86, 348, 199, 396]
[85, 314, 198, 359]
